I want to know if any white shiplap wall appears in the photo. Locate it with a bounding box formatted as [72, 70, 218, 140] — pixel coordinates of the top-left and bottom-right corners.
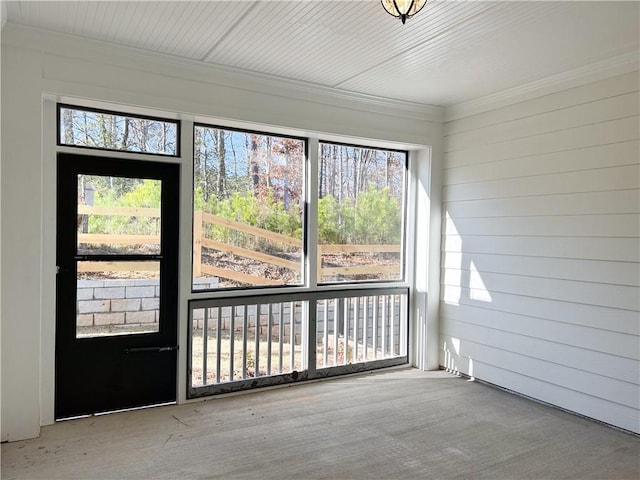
[441, 72, 640, 433]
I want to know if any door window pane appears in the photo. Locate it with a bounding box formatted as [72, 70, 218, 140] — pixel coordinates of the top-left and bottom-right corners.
[192, 126, 305, 290]
[318, 143, 406, 283]
[77, 261, 160, 338]
[77, 175, 161, 255]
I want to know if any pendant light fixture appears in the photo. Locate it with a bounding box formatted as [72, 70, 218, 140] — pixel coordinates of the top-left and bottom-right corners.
[381, 0, 427, 24]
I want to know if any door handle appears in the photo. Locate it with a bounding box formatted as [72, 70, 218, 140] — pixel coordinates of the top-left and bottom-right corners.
[124, 346, 178, 354]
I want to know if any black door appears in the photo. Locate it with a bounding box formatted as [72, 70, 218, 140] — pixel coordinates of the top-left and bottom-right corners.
[56, 153, 179, 419]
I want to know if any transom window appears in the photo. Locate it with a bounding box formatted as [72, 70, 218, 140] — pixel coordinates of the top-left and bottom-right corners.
[58, 104, 179, 157]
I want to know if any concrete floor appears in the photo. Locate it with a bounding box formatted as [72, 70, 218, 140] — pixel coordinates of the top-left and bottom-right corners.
[2, 368, 639, 479]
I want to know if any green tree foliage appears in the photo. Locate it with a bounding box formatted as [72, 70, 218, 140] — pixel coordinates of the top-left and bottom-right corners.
[88, 179, 161, 236]
[198, 186, 400, 247]
[120, 179, 161, 208]
[353, 186, 402, 244]
[318, 196, 341, 244]
[318, 187, 401, 245]
[198, 188, 302, 249]
[87, 172, 400, 246]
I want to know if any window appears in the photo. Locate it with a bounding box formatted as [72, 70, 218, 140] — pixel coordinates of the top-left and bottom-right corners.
[189, 130, 411, 397]
[192, 125, 306, 290]
[58, 105, 179, 156]
[318, 142, 407, 283]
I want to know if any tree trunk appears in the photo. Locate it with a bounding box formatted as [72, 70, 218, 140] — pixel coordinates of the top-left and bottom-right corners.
[250, 134, 260, 194]
[141, 120, 149, 152]
[265, 136, 272, 189]
[338, 146, 343, 203]
[319, 146, 325, 198]
[283, 143, 290, 209]
[121, 118, 130, 150]
[63, 109, 75, 144]
[99, 114, 109, 148]
[215, 129, 226, 198]
[83, 112, 89, 144]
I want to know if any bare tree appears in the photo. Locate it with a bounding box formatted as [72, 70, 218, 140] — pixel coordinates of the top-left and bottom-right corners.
[249, 134, 260, 193]
[215, 129, 226, 197]
[63, 109, 75, 144]
[120, 118, 130, 150]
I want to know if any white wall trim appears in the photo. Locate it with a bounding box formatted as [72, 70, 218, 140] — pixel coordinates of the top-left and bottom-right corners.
[445, 51, 640, 122]
[411, 143, 441, 371]
[2, 23, 443, 124]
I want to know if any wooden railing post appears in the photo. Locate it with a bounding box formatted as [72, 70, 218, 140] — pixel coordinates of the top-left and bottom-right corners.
[193, 210, 203, 278]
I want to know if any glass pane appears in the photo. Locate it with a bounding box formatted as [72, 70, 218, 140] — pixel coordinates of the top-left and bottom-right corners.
[77, 175, 161, 255]
[77, 261, 160, 338]
[192, 126, 305, 289]
[190, 300, 306, 387]
[318, 143, 406, 283]
[59, 106, 178, 156]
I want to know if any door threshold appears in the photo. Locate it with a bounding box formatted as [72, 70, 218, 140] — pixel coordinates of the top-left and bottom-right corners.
[57, 401, 176, 422]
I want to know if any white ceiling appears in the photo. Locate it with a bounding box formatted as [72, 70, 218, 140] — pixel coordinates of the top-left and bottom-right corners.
[4, 1, 639, 107]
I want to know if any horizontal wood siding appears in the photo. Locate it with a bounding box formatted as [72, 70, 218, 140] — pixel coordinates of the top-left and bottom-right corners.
[441, 71, 640, 433]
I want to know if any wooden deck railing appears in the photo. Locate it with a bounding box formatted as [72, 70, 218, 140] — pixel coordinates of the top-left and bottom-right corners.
[77, 205, 400, 281]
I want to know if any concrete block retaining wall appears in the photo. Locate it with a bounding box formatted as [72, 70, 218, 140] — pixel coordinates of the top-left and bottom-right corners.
[78, 275, 402, 347]
[77, 277, 218, 328]
[191, 300, 403, 346]
[192, 303, 305, 344]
